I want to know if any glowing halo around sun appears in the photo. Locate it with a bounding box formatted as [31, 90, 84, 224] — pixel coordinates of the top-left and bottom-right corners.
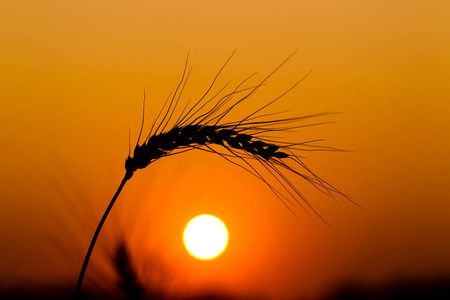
[183, 214, 228, 260]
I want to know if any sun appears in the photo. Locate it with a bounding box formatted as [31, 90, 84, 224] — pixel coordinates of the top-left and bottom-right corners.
[183, 214, 228, 260]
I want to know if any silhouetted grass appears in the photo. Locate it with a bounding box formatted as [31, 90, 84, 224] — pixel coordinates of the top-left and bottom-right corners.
[75, 51, 356, 297]
[1, 237, 448, 300]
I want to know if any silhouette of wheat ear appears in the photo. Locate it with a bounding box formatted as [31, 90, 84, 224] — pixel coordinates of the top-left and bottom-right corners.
[75, 50, 353, 297]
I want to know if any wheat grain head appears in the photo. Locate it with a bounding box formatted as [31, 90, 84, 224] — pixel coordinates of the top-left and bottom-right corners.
[75, 51, 355, 297]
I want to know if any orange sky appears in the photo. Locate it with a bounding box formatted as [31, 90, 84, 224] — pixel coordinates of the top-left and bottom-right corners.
[1, 1, 450, 299]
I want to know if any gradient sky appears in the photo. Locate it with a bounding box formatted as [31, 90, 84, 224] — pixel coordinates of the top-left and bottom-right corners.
[1, 1, 449, 299]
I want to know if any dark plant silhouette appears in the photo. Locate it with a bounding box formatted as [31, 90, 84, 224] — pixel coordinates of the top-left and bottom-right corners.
[75, 51, 354, 297]
[114, 241, 146, 300]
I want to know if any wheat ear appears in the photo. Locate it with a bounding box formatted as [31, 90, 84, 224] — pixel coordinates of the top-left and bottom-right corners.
[75, 51, 353, 297]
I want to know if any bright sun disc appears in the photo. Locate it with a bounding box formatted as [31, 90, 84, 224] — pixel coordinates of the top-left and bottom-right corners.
[183, 214, 228, 260]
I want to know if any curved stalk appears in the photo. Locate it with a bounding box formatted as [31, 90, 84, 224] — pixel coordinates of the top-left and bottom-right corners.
[75, 172, 132, 297]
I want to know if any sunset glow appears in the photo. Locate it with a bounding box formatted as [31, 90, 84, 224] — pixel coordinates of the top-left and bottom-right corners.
[183, 214, 228, 260]
[1, 1, 449, 299]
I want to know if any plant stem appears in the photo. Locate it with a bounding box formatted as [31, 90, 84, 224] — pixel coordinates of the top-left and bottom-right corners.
[75, 172, 132, 298]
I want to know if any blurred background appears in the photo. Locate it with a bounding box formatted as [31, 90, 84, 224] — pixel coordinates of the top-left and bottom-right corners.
[1, 1, 449, 299]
